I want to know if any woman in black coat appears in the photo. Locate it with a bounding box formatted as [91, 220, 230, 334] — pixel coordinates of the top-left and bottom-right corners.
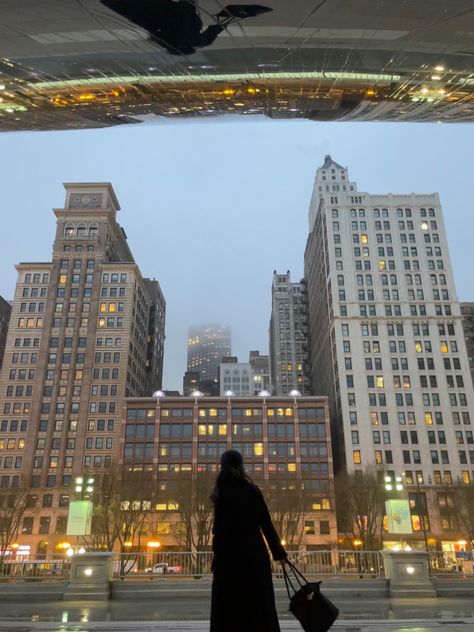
[210, 450, 287, 632]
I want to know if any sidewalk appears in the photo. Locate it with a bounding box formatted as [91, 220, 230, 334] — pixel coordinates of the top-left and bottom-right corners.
[0, 622, 472, 632]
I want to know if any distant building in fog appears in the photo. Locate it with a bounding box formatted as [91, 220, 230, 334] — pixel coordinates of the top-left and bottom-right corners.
[187, 324, 231, 382]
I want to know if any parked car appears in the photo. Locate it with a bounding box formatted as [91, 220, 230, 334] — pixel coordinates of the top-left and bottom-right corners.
[145, 562, 181, 574]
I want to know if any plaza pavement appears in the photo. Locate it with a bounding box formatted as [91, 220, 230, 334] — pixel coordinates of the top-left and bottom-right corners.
[1, 593, 474, 632]
[0, 622, 473, 632]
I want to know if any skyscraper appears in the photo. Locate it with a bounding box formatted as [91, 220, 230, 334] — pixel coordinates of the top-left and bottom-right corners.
[0, 296, 11, 370]
[460, 303, 474, 388]
[304, 156, 474, 546]
[269, 271, 312, 396]
[0, 183, 165, 556]
[187, 325, 231, 383]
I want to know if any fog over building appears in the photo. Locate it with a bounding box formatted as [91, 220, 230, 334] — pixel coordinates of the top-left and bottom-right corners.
[304, 156, 474, 547]
[187, 324, 231, 383]
[0, 184, 165, 555]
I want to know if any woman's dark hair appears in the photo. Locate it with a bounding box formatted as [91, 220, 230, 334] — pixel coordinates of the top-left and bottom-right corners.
[211, 450, 253, 504]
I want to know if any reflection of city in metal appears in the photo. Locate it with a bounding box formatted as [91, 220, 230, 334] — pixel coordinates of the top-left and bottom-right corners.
[0, 0, 473, 131]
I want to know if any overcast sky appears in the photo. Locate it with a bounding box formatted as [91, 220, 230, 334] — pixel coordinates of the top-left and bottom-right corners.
[1, 119, 473, 391]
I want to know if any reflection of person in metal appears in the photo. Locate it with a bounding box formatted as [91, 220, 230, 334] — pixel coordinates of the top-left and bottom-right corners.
[101, 0, 272, 55]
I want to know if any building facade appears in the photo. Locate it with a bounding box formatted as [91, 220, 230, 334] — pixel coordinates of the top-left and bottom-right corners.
[304, 156, 474, 549]
[219, 352, 271, 396]
[0, 296, 12, 370]
[460, 303, 474, 388]
[187, 324, 231, 383]
[219, 361, 252, 396]
[269, 271, 312, 396]
[0, 183, 165, 556]
[121, 395, 337, 550]
[249, 351, 271, 395]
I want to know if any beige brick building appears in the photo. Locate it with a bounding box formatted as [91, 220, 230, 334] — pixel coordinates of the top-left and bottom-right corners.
[0, 183, 165, 556]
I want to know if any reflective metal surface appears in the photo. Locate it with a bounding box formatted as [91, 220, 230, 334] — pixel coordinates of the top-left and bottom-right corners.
[0, 0, 473, 131]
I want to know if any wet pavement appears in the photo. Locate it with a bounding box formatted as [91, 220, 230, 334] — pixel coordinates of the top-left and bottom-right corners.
[1, 598, 474, 631]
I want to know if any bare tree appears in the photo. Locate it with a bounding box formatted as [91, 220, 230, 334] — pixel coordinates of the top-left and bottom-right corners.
[265, 481, 309, 548]
[169, 472, 214, 553]
[85, 471, 154, 573]
[335, 469, 385, 550]
[0, 486, 28, 566]
[454, 483, 474, 544]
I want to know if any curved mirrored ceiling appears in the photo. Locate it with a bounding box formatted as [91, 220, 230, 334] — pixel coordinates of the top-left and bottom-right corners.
[0, 0, 473, 131]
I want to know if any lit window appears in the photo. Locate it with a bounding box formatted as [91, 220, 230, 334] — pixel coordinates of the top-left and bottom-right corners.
[109, 303, 116, 312]
[376, 376, 384, 388]
[59, 274, 67, 285]
[425, 412, 433, 425]
[379, 260, 386, 270]
[421, 221, 429, 230]
[218, 424, 227, 436]
[371, 412, 379, 425]
[100, 303, 107, 312]
[361, 234, 368, 244]
[287, 463, 296, 472]
[440, 341, 448, 353]
[209, 409, 217, 417]
[353, 450, 361, 464]
[254, 442, 263, 456]
[375, 450, 383, 464]
[415, 342, 423, 353]
[98, 318, 106, 328]
[198, 425, 206, 435]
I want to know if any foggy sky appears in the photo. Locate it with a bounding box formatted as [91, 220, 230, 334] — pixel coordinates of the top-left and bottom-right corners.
[0, 118, 473, 391]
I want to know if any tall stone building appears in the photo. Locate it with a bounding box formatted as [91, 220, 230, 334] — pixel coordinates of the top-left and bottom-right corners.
[304, 156, 474, 548]
[460, 303, 474, 387]
[187, 324, 231, 382]
[0, 296, 12, 370]
[269, 271, 312, 396]
[0, 183, 165, 555]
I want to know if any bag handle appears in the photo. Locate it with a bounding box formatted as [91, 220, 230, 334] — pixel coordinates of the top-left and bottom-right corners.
[283, 565, 297, 599]
[286, 560, 310, 586]
[283, 560, 312, 599]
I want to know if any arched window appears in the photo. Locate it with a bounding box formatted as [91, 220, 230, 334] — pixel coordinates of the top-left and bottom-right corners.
[77, 224, 86, 236]
[88, 224, 98, 236]
[64, 224, 75, 236]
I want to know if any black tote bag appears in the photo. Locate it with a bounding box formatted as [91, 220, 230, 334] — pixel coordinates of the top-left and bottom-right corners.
[283, 560, 339, 632]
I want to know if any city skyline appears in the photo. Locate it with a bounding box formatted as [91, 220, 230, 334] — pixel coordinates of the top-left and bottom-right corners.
[0, 120, 473, 391]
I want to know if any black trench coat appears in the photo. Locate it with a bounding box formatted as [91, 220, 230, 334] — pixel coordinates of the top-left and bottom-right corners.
[210, 478, 286, 632]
